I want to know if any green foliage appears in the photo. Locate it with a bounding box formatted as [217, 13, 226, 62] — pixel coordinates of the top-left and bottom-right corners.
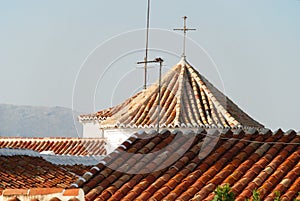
[251, 189, 261, 201]
[274, 191, 281, 201]
[212, 183, 235, 201]
[245, 190, 300, 201]
[294, 192, 300, 201]
[212, 186, 300, 201]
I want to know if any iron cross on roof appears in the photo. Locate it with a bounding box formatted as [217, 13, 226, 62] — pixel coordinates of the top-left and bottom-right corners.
[174, 16, 196, 57]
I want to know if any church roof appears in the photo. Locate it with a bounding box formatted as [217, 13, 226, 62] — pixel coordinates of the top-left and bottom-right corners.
[71, 128, 300, 201]
[80, 57, 263, 129]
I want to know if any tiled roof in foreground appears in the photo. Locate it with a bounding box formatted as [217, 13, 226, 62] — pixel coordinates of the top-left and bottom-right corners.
[72, 128, 300, 201]
[0, 137, 106, 156]
[80, 57, 263, 129]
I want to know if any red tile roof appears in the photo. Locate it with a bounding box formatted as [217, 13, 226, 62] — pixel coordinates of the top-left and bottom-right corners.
[72, 128, 300, 201]
[0, 137, 106, 156]
[79, 58, 263, 129]
[61, 164, 93, 178]
[0, 155, 90, 190]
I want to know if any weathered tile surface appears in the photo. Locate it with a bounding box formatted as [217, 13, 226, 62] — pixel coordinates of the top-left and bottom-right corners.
[79, 58, 263, 129]
[73, 129, 300, 201]
[0, 155, 90, 190]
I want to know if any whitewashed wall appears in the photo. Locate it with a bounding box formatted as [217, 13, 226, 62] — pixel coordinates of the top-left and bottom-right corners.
[82, 120, 103, 138]
[103, 129, 134, 154]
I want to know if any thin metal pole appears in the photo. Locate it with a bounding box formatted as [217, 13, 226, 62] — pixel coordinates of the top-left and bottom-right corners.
[144, 0, 151, 89]
[183, 16, 187, 57]
[137, 58, 164, 133]
[157, 59, 163, 133]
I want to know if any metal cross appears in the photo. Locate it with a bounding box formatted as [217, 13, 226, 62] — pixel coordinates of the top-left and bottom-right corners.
[174, 16, 196, 57]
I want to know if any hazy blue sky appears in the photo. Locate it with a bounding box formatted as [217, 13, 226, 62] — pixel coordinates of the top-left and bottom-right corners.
[0, 0, 299, 131]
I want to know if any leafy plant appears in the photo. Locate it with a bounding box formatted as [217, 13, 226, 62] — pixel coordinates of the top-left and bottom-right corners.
[212, 183, 235, 201]
[294, 192, 300, 201]
[245, 189, 300, 201]
[274, 191, 281, 201]
[251, 189, 260, 201]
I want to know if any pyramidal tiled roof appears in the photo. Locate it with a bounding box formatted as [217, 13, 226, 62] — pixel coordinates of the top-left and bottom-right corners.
[81, 57, 263, 129]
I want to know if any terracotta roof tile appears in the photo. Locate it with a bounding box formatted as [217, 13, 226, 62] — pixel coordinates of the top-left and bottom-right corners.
[28, 188, 62, 195]
[63, 189, 81, 196]
[0, 155, 91, 190]
[72, 129, 300, 201]
[0, 137, 106, 156]
[80, 58, 263, 129]
[234, 135, 299, 201]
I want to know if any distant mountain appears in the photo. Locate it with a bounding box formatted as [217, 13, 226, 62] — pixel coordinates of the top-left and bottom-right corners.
[0, 104, 82, 137]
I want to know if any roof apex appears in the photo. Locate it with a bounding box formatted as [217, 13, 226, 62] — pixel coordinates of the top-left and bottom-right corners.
[178, 56, 187, 66]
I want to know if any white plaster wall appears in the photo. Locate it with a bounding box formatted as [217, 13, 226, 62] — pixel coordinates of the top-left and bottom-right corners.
[82, 121, 103, 138]
[103, 128, 201, 154]
[104, 129, 134, 154]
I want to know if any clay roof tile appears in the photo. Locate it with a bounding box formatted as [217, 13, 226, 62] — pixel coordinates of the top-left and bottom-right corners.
[80, 58, 263, 130]
[71, 128, 300, 200]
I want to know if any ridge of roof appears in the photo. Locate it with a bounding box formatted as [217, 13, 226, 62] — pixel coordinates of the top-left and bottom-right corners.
[0, 137, 102, 140]
[1, 188, 84, 201]
[83, 58, 263, 129]
[0, 138, 106, 156]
